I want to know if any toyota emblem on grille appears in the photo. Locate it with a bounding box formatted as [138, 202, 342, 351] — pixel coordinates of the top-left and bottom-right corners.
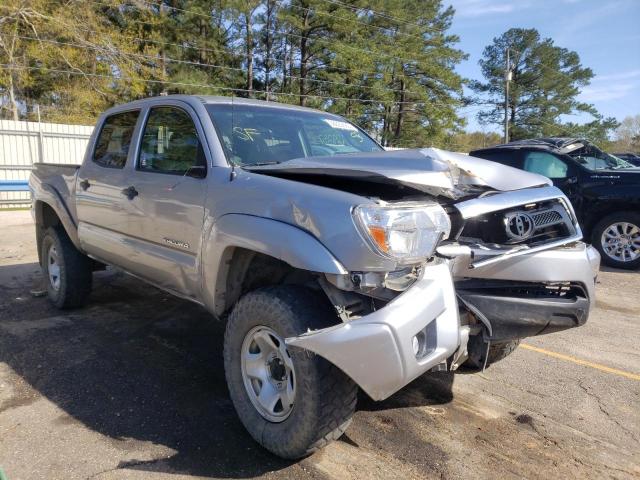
[505, 212, 534, 240]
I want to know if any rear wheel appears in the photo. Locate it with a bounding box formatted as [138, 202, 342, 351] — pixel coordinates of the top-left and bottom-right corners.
[592, 212, 640, 270]
[223, 286, 357, 459]
[41, 227, 93, 308]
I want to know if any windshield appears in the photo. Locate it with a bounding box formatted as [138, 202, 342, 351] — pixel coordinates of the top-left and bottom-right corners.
[568, 143, 635, 170]
[206, 104, 382, 166]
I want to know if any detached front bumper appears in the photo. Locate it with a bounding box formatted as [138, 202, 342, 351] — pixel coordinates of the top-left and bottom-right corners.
[286, 262, 461, 401]
[456, 242, 599, 342]
[453, 242, 600, 303]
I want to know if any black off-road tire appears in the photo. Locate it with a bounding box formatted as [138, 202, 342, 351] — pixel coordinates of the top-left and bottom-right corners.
[464, 338, 520, 370]
[223, 286, 357, 459]
[591, 211, 640, 270]
[41, 226, 93, 309]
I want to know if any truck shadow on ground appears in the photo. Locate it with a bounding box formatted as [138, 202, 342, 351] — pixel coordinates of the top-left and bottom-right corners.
[357, 372, 454, 412]
[0, 265, 454, 478]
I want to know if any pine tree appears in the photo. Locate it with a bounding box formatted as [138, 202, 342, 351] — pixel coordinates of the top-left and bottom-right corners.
[342, 0, 467, 147]
[2, 0, 466, 143]
[472, 28, 618, 141]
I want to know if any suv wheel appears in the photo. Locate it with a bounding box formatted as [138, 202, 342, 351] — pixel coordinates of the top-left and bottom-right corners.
[592, 212, 640, 270]
[41, 227, 93, 308]
[223, 286, 357, 459]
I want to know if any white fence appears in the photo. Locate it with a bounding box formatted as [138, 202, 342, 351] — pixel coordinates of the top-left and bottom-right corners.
[0, 119, 93, 208]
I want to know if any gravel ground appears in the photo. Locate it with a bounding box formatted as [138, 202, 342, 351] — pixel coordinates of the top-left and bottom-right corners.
[0, 210, 638, 480]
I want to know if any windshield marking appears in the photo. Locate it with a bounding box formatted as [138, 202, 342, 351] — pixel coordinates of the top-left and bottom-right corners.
[322, 118, 358, 131]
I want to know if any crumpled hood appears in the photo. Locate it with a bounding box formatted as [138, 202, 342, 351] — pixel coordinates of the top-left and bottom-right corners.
[246, 147, 551, 198]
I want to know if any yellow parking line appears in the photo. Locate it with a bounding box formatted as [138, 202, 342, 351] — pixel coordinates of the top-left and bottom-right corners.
[520, 343, 640, 381]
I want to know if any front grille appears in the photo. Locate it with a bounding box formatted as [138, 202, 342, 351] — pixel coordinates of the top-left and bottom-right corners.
[458, 199, 576, 247]
[532, 210, 563, 227]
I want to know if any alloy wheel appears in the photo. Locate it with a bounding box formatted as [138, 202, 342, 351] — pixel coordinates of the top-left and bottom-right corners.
[601, 221, 640, 263]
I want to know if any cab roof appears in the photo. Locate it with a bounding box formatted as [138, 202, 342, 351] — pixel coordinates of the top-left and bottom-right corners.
[102, 94, 331, 117]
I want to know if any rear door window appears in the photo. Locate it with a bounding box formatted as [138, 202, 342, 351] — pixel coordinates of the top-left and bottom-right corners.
[138, 106, 205, 176]
[523, 151, 569, 179]
[93, 110, 140, 168]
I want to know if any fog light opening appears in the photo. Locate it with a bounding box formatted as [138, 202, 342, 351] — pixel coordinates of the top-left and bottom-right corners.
[413, 330, 428, 358]
[413, 321, 437, 359]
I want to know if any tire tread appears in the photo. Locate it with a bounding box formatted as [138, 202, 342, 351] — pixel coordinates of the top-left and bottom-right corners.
[43, 226, 92, 308]
[464, 339, 520, 369]
[223, 285, 357, 459]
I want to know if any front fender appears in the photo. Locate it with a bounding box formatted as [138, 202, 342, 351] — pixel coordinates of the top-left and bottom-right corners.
[202, 214, 347, 315]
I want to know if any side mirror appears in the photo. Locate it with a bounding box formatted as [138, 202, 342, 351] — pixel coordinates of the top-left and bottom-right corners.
[186, 165, 206, 179]
[565, 176, 578, 185]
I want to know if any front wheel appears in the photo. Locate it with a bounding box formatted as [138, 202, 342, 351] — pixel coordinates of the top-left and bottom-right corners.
[592, 212, 640, 270]
[464, 338, 520, 370]
[223, 286, 357, 459]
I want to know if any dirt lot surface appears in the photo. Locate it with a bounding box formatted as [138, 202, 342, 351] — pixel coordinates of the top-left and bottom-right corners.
[1, 210, 639, 480]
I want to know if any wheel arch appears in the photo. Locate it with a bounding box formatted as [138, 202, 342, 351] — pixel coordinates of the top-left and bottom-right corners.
[202, 214, 347, 316]
[34, 200, 79, 265]
[581, 197, 640, 236]
[214, 247, 321, 315]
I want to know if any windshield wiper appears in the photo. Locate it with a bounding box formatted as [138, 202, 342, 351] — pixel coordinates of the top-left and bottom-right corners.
[244, 161, 282, 167]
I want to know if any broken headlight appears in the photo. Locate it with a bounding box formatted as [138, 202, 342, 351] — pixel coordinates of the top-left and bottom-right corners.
[353, 202, 451, 264]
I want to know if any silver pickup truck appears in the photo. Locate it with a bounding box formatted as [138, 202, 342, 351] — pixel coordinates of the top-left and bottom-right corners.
[30, 95, 600, 459]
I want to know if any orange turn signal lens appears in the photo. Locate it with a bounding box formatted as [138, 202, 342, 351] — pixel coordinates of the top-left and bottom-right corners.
[367, 226, 388, 252]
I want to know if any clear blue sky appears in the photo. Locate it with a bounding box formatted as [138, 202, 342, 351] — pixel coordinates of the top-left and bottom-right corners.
[446, 0, 640, 133]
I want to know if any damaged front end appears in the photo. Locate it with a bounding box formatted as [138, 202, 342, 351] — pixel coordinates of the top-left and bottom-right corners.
[269, 150, 599, 401]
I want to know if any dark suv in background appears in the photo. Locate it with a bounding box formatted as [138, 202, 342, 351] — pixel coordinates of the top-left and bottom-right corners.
[471, 138, 640, 270]
[614, 152, 640, 166]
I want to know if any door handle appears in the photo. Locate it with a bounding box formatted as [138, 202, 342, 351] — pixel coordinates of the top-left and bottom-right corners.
[121, 186, 138, 200]
[79, 179, 91, 191]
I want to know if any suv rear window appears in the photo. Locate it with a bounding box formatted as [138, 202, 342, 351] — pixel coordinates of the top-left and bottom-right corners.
[93, 110, 140, 168]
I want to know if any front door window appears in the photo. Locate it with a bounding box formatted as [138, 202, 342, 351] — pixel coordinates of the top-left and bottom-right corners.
[138, 107, 206, 176]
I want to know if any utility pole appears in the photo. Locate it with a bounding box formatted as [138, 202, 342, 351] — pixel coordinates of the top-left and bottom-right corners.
[504, 47, 511, 143]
